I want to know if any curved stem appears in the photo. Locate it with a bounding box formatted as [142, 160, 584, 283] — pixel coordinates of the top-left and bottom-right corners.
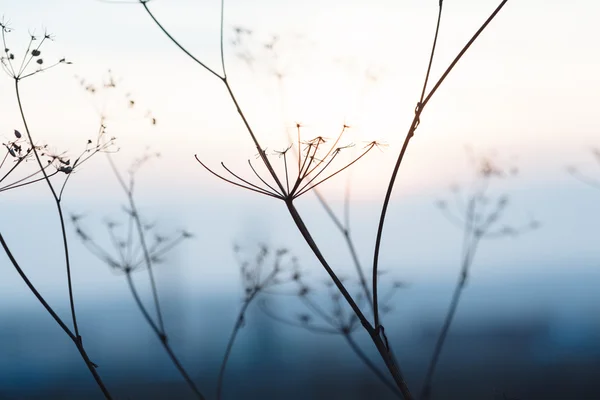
[126, 273, 206, 400]
[372, 0, 508, 330]
[419, 238, 479, 400]
[285, 200, 413, 399]
[0, 233, 113, 399]
[343, 333, 402, 398]
[108, 154, 166, 335]
[15, 79, 81, 339]
[141, 0, 287, 198]
[217, 294, 255, 400]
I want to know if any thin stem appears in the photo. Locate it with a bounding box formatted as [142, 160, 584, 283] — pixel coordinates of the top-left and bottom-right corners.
[141, 0, 287, 197]
[141, 1, 223, 80]
[314, 191, 374, 314]
[372, 0, 508, 330]
[126, 272, 162, 336]
[421, 1, 509, 109]
[419, 237, 479, 400]
[285, 200, 413, 399]
[219, 0, 226, 77]
[0, 233, 113, 399]
[343, 333, 402, 398]
[419, 2, 444, 104]
[15, 79, 80, 339]
[126, 273, 205, 400]
[106, 154, 166, 334]
[217, 293, 254, 400]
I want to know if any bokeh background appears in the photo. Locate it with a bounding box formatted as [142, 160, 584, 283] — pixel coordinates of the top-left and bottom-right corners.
[1, 1, 599, 399]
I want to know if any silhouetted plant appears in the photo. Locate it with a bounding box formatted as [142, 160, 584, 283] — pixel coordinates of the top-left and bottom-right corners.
[119, 0, 513, 397]
[216, 243, 300, 399]
[229, 28, 414, 397]
[0, 19, 115, 399]
[260, 272, 408, 398]
[420, 151, 539, 400]
[71, 151, 205, 399]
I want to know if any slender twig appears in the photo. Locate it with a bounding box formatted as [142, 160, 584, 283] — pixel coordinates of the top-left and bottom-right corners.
[420, 155, 535, 399]
[107, 154, 166, 334]
[343, 333, 402, 398]
[0, 233, 113, 399]
[15, 79, 81, 339]
[372, 0, 508, 332]
[217, 292, 254, 400]
[285, 199, 413, 399]
[259, 297, 401, 398]
[126, 272, 205, 400]
[419, 237, 479, 400]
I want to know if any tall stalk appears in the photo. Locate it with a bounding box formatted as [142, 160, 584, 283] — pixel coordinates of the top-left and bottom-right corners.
[132, 1, 511, 397]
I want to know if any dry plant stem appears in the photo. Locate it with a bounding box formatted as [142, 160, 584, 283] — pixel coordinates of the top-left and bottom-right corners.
[107, 155, 165, 333]
[372, 0, 508, 331]
[0, 233, 113, 399]
[125, 272, 206, 400]
[285, 199, 413, 400]
[11, 79, 113, 398]
[216, 292, 256, 400]
[141, 1, 286, 197]
[314, 184, 374, 314]
[107, 155, 204, 399]
[419, 238, 479, 400]
[343, 333, 402, 398]
[14, 79, 81, 338]
[138, 2, 504, 398]
[141, 0, 412, 395]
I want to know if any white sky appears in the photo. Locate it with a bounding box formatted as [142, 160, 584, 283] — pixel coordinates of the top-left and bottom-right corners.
[1, 0, 598, 198]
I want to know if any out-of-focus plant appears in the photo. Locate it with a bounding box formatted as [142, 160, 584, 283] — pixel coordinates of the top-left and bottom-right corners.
[216, 243, 300, 399]
[260, 271, 408, 398]
[72, 152, 205, 399]
[567, 148, 600, 191]
[420, 151, 539, 400]
[0, 19, 116, 399]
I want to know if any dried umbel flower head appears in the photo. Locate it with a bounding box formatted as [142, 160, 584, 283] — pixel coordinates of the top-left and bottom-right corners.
[196, 123, 382, 201]
[259, 267, 408, 336]
[1, 126, 115, 195]
[437, 151, 539, 242]
[76, 70, 158, 127]
[0, 131, 51, 192]
[72, 212, 192, 275]
[0, 20, 71, 81]
[233, 242, 300, 300]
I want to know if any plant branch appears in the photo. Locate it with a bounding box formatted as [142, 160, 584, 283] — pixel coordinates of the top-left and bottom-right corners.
[372, 0, 508, 330]
[15, 79, 81, 339]
[126, 272, 205, 399]
[0, 233, 113, 399]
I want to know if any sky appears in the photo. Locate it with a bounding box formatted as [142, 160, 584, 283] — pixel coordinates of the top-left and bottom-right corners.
[1, 3, 600, 398]
[1, 0, 599, 303]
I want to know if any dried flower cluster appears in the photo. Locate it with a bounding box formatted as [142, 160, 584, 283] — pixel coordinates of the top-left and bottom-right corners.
[1, 19, 71, 81]
[197, 122, 383, 201]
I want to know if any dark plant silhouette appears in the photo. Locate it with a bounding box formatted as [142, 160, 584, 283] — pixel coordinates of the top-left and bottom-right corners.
[0, 19, 115, 399]
[71, 152, 205, 399]
[260, 272, 408, 398]
[216, 243, 300, 400]
[228, 28, 413, 397]
[420, 151, 539, 400]
[118, 0, 513, 397]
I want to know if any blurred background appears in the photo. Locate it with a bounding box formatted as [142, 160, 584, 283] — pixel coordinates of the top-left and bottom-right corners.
[1, 0, 600, 399]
